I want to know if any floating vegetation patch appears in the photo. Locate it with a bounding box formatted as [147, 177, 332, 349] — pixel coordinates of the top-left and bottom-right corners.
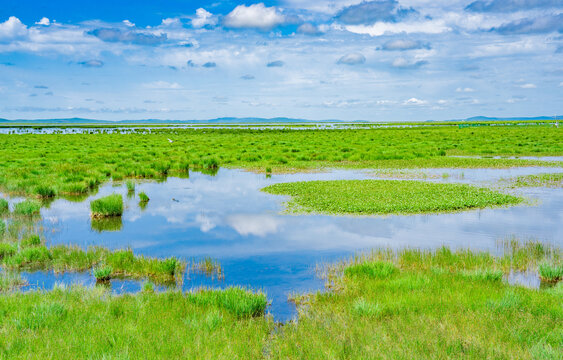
[511, 173, 563, 188]
[262, 180, 523, 215]
[90, 194, 123, 218]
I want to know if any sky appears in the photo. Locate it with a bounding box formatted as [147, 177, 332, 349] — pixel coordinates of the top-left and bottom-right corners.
[0, 0, 562, 121]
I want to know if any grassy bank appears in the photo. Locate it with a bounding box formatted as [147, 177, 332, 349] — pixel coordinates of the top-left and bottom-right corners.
[0, 285, 270, 359]
[269, 243, 562, 359]
[262, 180, 523, 215]
[0, 126, 561, 197]
[0, 243, 560, 359]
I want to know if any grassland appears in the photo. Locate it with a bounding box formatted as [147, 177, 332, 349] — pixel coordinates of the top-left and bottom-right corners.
[0, 243, 560, 359]
[262, 180, 523, 215]
[0, 126, 561, 198]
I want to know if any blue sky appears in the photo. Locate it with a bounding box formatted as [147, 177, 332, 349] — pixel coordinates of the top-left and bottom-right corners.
[0, 0, 561, 121]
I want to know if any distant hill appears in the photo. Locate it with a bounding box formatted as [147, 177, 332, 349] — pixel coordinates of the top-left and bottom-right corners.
[0, 116, 558, 125]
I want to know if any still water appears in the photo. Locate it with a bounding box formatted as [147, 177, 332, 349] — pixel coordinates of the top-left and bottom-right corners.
[4, 167, 563, 321]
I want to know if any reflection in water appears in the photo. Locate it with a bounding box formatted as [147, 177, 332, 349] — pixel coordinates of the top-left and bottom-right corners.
[91, 217, 123, 232]
[2, 167, 562, 321]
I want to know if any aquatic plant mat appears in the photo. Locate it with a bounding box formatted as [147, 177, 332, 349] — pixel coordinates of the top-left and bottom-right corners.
[0, 242, 561, 359]
[262, 180, 523, 215]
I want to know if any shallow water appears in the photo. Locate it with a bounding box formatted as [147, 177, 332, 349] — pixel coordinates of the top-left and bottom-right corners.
[2, 167, 562, 321]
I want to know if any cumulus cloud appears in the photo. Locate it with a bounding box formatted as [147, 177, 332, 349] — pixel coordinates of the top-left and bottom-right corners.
[0, 16, 28, 40]
[404, 97, 427, 105]
[227, 214, 282, 237]
[391, 57, 427, 68]
[87, 28, 167, 45]
[224, 3, 286, 30]
[466, 0, 562, 13]
[79, 60, 104, 68]
[345, 18, 450, 36]
[267, 60, 285, 67]
[380, 39, 431, 51]
[297, 23, 323, 35]
[490, 14, 563, 34]
[335, 0, 416, 25]
[35, 17, 50, 26]
[337, 53, 366, 65]
[143, 81, 182, 89]
[192, 8, 217, 28]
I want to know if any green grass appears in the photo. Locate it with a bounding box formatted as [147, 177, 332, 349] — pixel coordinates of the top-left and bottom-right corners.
[92, 265, 112, 281]
[139, 191, 149, 203]
[0, 126, 561, 198]
[12, 200, 41, 216]
[0, 285, 271, 359]
[512, 173, 563, 188]
[20, 234, 41, 248]
[269, 245, 562, 359]
[126, 180, 135, 193]
[262, 180, 523, 215]
[0, 220, 5, 237]
[90, 193, 123, 217]
[2, 245, 185, 283]
[538, 263, 563, 282]
[0, 198, 8, 215]
[191, 257, 224, 280]
[0, 271, 24, 292]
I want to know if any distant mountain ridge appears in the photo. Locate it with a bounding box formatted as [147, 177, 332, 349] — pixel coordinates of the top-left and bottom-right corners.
[0, 116, 559, 124]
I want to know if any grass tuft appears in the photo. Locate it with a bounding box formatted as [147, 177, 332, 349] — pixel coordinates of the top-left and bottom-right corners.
[538, 263, 563, 282]
[13, 200, 41, 216]
[90, 194, 123, 217]
[345, 261, 398, 279]
[460, 269, 503, 282]
[0, 198, 9, 215]
[138, 192, 149, 203]
[93, 265, 112, 281]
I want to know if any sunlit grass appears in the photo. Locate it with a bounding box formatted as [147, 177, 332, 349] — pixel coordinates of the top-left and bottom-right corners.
[512, 172, 563, 188]
[263, 180, 523, 215]
[90, 193, 123, 217]
[13, 200, 41, 216]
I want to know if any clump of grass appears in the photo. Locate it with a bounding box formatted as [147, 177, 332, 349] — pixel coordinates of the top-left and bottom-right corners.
[0, 198, 9, 215]
[93, 265, 112, 281]
[142, 281, 155, 293]
[90, 194, 123, 217]
[126, 180, 135, 193]
[191, 257, 223, 280]
[460, 269, 503, 282]
[21, 234, 42, 248]
[262, 180, 523, 215]
[4, 246, 52, 269]
[0, 220, 5, 237]
[139, 192, 149, 203]
[35, 184, 56, 198]
[352, 298, 384, 318]
[0, 243, 17, 259]
[13, 200, 41, 216]
[0, 271, 25, 292]
[345, 261, 398, 279]
[187, 287, 268, 318]
[538, 263, 563, 282]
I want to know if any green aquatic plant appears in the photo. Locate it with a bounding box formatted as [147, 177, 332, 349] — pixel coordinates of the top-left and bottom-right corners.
[262, 180, 523, 215]
[21, 234, 42, 248]
[138, 192, 149, 203]
[0, 242, 17, 259]
[35, 184, 57, 198]
[90, 194, 123, 217]
[538, 263, 563, 282]
[13, 200, 41, 216]
[191, 257, 223, 280]
[0, 271, 25, 292]
[0, 198, 9, 215]
[460, 269, 503, 282]
[512, 173, 563, 188]
[92, 265, 112, 281]
[0, 219, 5, 237]
[126, 180, 135, 193]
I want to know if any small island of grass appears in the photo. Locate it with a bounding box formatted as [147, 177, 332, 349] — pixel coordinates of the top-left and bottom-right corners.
[262, 180, 523, 215]
[90, 194, 123, 217]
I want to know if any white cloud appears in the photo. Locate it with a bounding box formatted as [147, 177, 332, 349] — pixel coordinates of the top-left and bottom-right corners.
[223, 3, 286, 30]
[337, 52, 366, 65]
[227, 214, 282, 237]
[35, 17, 50, 26]
[123, 20, 135, 27]
[0, 16, 28, 40]
[143, 81, 183, 89]
[519, 83, 536, 89]
[456, 87, 475, 92]
[404, 97, 427, 105]
[345, 19, 450, 36]
[192, 8, 217, 28]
